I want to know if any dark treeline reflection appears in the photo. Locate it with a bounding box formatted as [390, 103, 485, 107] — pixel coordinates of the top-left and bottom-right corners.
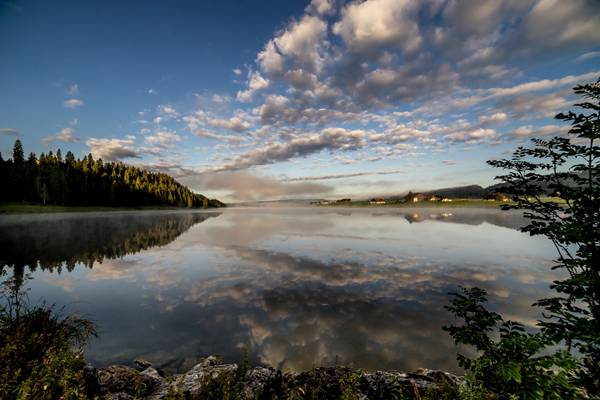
[0, 211, 220, 277]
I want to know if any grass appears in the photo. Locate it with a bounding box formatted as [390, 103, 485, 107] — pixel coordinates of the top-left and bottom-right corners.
[0, 203, 184, 214]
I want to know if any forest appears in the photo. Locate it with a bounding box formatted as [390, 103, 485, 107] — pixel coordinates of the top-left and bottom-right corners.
[0, 139, 224, 208]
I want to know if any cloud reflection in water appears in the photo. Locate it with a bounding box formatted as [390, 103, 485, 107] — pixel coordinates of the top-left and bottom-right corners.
[0, 208, 560, 374]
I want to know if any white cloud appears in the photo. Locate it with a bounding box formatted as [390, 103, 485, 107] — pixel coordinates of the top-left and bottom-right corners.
[333, 0, 421, 53]
[144, 131, 182, 148]
[42, 128, 80, 144]
[63, 98, 83, 108]
[478, 112, 508, 125]
[517, 0, 600, 50]
[510, 124, 568, 137]
[257, 41, 285, 76]
[576, 50, 600, 62]
[86, 137, 140, 161]
[158, 104, 179, 118]
[183, 113, 246, 143]
[445, 128, 496, 142]
[208, 116, 251, 132]
[488, 71, 600, 98]
[236, 71, 270, 102]
[211, 94, 230, 103]
[215, 127, 368, 171]
[0, 128, 18, 136]
[306, 0, 335, 16]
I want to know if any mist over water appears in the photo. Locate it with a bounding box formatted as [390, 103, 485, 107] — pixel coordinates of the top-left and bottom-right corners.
[0, 207, 559, 374]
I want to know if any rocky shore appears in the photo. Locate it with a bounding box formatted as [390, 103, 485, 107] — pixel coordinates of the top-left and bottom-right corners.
[92, 355, 463, 399]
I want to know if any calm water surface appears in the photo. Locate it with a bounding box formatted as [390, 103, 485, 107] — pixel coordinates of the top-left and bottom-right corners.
[0, 207, 559, 374]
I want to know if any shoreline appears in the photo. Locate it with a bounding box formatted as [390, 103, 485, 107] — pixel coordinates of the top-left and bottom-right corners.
[0, 203, 224, 214]
[94, 355, 463, 399]
[313, 198, 507, 208]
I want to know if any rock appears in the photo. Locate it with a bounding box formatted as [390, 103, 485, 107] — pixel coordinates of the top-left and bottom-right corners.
[134, 359, 153, 370]
[241, 366, 278, 398]
[149, 357, 238, 399]
[103, 393, 134, 400]
[97, 356, 463, 399]
[141, 367, 165, 382]
[97, 365, 162, 396]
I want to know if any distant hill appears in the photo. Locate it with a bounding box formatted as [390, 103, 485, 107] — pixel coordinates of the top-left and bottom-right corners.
[423, 184, 490, 199]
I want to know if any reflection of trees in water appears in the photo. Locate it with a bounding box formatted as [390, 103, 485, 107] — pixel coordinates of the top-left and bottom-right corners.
[0, 212, 220, 280]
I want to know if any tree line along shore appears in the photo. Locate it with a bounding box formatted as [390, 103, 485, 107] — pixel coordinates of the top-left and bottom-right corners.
[0, 140, 224, 210]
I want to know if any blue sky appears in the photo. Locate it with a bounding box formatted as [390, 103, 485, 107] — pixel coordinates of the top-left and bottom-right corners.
[1, 0, 599, 201]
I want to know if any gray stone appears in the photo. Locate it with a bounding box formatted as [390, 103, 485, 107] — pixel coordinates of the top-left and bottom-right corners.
[148, 357, 238, 399]
[97, 365, 162, 396]
[134, 358, 153, 370]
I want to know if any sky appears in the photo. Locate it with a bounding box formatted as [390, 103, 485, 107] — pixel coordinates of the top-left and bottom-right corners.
[1, 0, 599, 202]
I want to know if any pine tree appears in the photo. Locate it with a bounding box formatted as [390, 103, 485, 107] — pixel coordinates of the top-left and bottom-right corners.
[12, 139, 24, 164]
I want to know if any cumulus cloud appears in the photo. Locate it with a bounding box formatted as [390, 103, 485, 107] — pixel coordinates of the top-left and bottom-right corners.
[306, 0, 336, 16]
[63, 98, 83, 108]
[478, 112, 508, 125]
[215, 127, 368, 171]
[514, 0, 600, 52]
[158, 104, 179, 118]
[42, 128, 80, 144]
[333, 0, 421, 53]
[86, 137, 141, 161]
[236, 71, 270, 102]
[445, 128, 496, 142]
[183, 113, 246, 142]
[179, 171, 334, 201]
[144, 131, 182, 148]
[208, 116, 251, 132]
[211, 94, 230, 103]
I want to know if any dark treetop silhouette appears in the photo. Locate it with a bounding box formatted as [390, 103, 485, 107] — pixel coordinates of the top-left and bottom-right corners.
[0, 140, 224, 209]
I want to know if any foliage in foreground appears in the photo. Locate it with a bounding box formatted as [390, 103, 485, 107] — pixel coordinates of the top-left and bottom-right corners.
[444, 287, 579, 399]
[445, 79, 599, 398]
[0, 276, 97, 400]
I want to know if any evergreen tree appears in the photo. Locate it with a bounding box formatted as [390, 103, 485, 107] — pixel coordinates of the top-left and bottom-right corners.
[12, 139, 24, 164]
[0, 140, 224, 209]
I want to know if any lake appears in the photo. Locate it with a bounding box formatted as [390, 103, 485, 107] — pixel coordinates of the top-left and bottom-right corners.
[0, 207, 559, 374]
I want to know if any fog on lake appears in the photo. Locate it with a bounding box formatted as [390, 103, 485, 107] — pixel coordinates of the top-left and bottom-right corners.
[0, 207, 560, 374]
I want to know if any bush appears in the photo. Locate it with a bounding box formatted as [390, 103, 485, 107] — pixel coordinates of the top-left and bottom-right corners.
[0, 277, 97, 399]
[444, 287, 579, 399]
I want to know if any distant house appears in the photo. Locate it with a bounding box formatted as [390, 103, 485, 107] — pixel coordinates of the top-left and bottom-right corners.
[429, 195, 441, 202]
[441, 197, 453, 202]
[405, 192, 427, 203]
[496, 193, 510, 202]
[369, 198, 386, 205]
[485, 192, 510, 202]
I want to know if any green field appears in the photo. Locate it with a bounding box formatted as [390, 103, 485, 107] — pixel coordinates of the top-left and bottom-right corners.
[0, 203, 183, 214]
